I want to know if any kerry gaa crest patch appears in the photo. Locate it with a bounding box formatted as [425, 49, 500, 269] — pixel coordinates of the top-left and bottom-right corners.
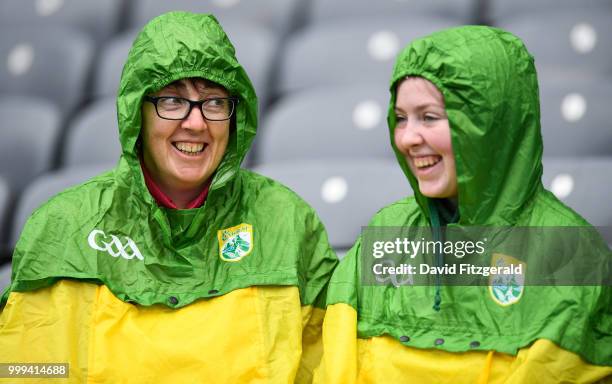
[218, 223, 253, 262]
[488, 253, 526, 306]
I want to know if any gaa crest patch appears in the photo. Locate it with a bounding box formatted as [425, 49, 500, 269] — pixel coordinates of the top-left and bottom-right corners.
[488, 253, 526, 306]
[218, 223, 253, 262]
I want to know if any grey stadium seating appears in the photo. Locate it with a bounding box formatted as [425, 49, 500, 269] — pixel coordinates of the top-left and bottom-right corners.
[256, 84, 395, 164]
[0, 26, 94, 116]
[0, 263, 11, 294]
[539, 75, 612, 157]
[127, 0, 303, 36]
[10, 164, 115, 249]
[277, 16, 458, 96]
[0, 97, 62, 195]
[0, 0, 124, 46]
[252, 159, 410, 252]
[92, 29, 138, 99]
[62, 97, 121, 167]
[308, 0, 476, 25]
[0, 177, 9, 252]
[498, 8, 612, 78]
[489, 0, 612, 25]
[93, 22, 277, 108]
[542, 157, 612, 227]
[0, 261, 9, 295]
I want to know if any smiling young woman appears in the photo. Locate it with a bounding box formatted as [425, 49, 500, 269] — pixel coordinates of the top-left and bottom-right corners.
[316, 26, 612, 383]
[393, 76, 457, 200]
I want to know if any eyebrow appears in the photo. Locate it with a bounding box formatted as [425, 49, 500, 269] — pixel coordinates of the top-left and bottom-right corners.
[395, 103, 445, 113]
[194, 83, 225, 94]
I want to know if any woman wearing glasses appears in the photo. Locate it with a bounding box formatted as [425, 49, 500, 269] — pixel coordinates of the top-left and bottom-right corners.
[0, 12, 337, 383]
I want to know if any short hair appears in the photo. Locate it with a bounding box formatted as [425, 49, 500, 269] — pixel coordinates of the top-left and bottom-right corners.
[162, 78, 227, 94]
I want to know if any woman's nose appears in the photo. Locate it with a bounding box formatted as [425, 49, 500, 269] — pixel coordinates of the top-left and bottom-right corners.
[182, 104, 208, 130]
[396, 121, 424, 149]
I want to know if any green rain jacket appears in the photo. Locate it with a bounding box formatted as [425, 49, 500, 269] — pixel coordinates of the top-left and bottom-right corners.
[317, 26, 611, 384]
[0, 12, 337, 384]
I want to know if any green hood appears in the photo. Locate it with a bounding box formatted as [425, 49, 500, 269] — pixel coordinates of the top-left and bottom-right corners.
[118, 11, 258, 193]
[387, 26, 543, 225]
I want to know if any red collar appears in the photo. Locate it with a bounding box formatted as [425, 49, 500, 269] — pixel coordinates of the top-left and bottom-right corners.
[140, 161, 211, 209]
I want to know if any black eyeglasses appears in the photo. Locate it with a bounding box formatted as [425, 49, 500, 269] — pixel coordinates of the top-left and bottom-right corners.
[144, 96, 239, 121]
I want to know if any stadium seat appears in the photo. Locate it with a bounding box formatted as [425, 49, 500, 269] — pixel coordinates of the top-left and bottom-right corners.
[0, 0, 124, 46]
[498, 8, 612, 78]
[10, 164, 114, 248]
[489, 0, 612, 25]
[92, 29, 138, 99]
[0, 26, 94, 115]
[539, 76, 612, 157]
[308, 0, 475, 25]
[0, 177, 9, 252]
[62, 97, 121, 167]
[256, 84, 395, 164]
[127, 0, 302, 35]
[252, 159, 410, 252]
[277, 16, 458, 96]
[93, 22, 277, 107]
[0, 97, 62, 195]
[542, 156, 612, 227]
[0, 261, 10, 295]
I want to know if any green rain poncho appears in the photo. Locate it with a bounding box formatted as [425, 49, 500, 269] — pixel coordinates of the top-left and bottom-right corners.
[0, 12, 337, 383]
[318, 26, 611, 384]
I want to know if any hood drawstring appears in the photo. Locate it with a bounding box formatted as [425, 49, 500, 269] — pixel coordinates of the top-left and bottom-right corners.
[428, 199, 459, 312]
[428, 200, 443, 312]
